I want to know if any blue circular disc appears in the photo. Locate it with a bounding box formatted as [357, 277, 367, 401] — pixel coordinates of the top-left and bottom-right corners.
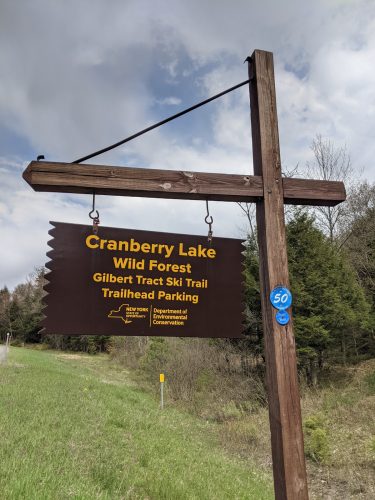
[276, 310, 290, 325]
[270, 286, 292, 310]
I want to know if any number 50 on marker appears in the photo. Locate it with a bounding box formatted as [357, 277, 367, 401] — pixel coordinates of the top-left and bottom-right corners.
[270, 286, 292, 311]
[270, 286, 292, 326]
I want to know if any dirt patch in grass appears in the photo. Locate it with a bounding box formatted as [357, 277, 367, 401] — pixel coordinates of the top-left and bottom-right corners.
[57, 353, 91, 361]
[56, 351, 137, 387]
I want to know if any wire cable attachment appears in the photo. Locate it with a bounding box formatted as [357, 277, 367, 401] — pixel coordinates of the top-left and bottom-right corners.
[72, 79, 250, 164]
[205, 200, 213, 243]
[89, 192, 100, 234]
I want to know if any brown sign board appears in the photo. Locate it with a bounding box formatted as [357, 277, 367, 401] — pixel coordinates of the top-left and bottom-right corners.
[42, 222, 245, 338]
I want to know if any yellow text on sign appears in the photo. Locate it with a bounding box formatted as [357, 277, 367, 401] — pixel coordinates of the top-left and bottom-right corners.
[160, 373, 165, 383]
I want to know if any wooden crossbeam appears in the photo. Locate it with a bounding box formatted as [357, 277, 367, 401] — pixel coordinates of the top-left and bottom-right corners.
[23, 160, 346, 206]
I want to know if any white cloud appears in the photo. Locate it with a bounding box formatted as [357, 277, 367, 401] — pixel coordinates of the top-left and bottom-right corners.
[156, 97, 182, 106]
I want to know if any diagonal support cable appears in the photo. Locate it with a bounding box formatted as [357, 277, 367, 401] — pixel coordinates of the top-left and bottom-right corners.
[72, 79, 250, 164]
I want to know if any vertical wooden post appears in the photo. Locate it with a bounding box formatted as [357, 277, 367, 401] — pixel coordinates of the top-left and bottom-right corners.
[248, 50, 309, 499]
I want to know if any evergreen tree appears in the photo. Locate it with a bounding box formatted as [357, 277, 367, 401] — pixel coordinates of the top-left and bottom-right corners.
[242, 234, 263, 358]
[287, 211, 371, 375]
[243, 210, 372, 383]
[343, 196, 375, 354]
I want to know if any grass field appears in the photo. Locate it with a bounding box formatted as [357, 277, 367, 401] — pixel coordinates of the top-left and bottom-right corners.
[0, 348, 273, 499]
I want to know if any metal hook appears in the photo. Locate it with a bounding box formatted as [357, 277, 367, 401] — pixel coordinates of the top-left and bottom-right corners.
[89, 192, 100, 220]
[88, 209, 100, 220]
[89, 192, 100, 234]
[204, 200, 213, 243]
[205, 200, 213, 225]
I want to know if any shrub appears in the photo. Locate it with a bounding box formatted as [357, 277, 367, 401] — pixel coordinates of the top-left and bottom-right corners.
[109, 336, 148, 368]
[141, 337, 169, 375]
[303, 414, 330, 463]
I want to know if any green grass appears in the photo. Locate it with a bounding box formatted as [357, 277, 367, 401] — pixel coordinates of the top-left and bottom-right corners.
[365, 369, 375, 394]
[0, 348, 272, 499]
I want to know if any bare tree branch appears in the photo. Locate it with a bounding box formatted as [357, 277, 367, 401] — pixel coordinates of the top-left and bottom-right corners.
[304, 134, 356, 242]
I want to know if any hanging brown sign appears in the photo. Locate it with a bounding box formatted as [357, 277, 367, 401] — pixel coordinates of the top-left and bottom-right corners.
[43, 222, 245, 338]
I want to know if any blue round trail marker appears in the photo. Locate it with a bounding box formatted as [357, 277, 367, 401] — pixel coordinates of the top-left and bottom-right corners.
[270, 286, 292, 310]
[276, 310, 290, 326]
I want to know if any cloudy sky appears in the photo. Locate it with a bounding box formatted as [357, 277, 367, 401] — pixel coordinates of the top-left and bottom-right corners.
[1, 0, 374, 289]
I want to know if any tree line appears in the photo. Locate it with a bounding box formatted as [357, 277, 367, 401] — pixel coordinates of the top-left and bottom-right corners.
[0, 268, 111, 354]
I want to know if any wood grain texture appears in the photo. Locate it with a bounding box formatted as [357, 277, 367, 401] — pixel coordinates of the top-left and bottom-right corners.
[249, 50, 309, 499]
[23, 161, 345, 206]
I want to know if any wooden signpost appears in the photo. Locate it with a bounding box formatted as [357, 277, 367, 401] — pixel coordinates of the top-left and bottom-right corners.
[23, 50, 346, 499]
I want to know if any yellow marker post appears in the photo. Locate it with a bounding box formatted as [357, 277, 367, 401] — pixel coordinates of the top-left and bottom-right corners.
[160, 373, 165, 409]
